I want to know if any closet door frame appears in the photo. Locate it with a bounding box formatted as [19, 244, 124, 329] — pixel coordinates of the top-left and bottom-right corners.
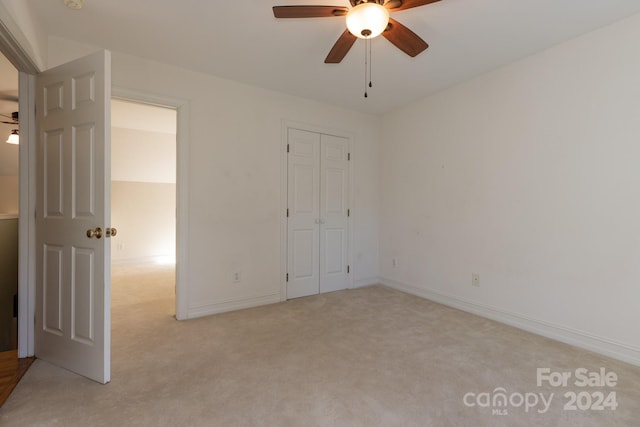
[280, 120, 354, 301]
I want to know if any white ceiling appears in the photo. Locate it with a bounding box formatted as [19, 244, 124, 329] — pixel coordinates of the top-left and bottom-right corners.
[15, 0, 640, 115]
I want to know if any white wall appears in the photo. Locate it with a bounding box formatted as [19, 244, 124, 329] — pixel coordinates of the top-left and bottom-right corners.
[0, 175, 18, 213]
[0, 122, 18, 214]
[111, 126, 176, 263]
[111, 181, 176, 263]
[111, 127, 176, 184]
[380, 13, 640, 365]
[48, 36, 380, 317]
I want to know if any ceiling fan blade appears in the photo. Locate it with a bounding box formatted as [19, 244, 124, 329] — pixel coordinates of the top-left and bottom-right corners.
[384, 0, 441, 12]
[273, 6, 348, 18]
[0, 91, 18, 103]
[382, 18, 429, 57]
[325, 29, 357, 63]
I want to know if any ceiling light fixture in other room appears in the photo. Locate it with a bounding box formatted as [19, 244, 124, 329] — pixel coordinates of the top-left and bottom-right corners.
[1, 112, 19, 144]
[6, 129, 19, 145]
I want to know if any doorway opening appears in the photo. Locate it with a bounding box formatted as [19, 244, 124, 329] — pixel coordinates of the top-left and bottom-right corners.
[0, 48, 33, 407]
[0, 50, 19, 353]
[110, 98, 177, 320]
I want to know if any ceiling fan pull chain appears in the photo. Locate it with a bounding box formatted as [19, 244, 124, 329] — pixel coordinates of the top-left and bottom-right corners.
[369, 36, 373, 89]
[364, 37, 368, 98]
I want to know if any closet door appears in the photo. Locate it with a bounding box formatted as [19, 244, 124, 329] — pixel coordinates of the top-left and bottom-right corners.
[319, 135, 349, 293]
[286, 128, 349, 299]
[287, 129, 321, 299]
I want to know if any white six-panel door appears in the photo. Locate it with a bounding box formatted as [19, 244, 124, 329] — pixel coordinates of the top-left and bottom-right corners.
[319, 134, 349, 293]
[287, 129, 321, 298]
[287, 128, 349, 299]
[35, 51, 112, 384]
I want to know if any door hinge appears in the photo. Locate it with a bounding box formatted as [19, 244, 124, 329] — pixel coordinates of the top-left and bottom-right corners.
[286, 208, 289, 218]
[286, 273, 289, 282]
[287, 144, 290, 153]
[348, 152, 351, 161]
[347, 209, 350, 217]
[347, 265, 350, 274]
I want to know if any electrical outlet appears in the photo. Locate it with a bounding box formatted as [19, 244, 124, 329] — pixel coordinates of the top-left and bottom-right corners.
[116, 243, 124, 251]
[392, 258, 397, 268]
[233, 272, 241, 283]
[472, 273, 480, 287]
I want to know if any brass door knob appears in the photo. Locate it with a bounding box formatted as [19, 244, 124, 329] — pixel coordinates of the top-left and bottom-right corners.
[86, 227, 103, 239]
[105, 227, 117, 238]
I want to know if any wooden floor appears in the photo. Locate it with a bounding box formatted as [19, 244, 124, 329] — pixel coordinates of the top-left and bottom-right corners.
[0, 351, 34, 408]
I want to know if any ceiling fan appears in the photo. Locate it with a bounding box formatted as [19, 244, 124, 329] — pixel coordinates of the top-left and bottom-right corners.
[0, 111, 18, 126]
[0, 90, 18, 103]
[273, 0, 441, 63]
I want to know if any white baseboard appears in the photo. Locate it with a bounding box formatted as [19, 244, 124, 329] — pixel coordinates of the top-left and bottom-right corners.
[352, 277, 380, 288]
[186, 293, 281, 319]
[380, 277, 640, 367]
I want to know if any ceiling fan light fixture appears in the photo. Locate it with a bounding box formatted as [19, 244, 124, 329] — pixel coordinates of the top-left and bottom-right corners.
[63, 0, 85, 10]
[346, 3, 389, 39]
[6, 129, 19, 145]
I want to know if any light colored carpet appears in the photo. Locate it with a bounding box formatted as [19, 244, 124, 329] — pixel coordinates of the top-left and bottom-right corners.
[1, 264, 639, 426]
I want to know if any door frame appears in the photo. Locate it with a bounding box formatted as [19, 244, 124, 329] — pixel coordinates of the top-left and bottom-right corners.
[1, 13, 192, 358]
[18, 86, 191, 357]
[112, 87, 190, 320]
[280, 120, 355, 300]
[0, 9, 40, 356]
[17, 72, 36, 357]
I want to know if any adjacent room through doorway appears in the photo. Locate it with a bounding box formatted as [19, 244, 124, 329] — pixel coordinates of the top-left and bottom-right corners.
[0, 49, 19, 354]
[110, 99, 177, 318]
[0, 49, 30, 408]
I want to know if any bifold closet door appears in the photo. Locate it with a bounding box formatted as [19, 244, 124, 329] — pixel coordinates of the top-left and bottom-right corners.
[287, 129, 349, 299]
[287, 129, 321, 299]
[318, 134, 349, 293]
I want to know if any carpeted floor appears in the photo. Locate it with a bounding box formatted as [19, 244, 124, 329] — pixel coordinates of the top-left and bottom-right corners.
[1, 264, 639, 426]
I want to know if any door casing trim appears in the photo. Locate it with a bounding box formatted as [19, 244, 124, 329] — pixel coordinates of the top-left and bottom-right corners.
[0, 10, 40, 356]
[112, 87, 190, 320]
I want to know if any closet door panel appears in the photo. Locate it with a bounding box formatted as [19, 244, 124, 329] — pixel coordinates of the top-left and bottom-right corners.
[287, 129, 321, 299]
[319, 134, 349, 293]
